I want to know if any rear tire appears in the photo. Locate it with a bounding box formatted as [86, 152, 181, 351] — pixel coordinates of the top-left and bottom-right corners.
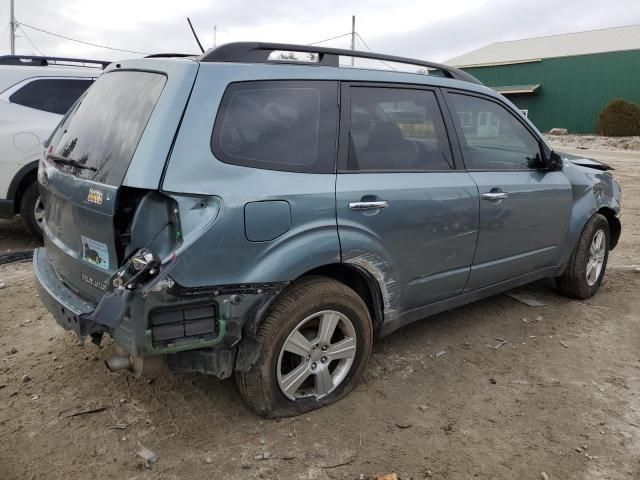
[20, 182, 44, 240]
[235, 276, 373, 418]
[556, 213, 609, 299]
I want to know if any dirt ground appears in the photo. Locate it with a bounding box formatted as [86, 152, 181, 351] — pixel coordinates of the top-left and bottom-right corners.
[1, 149, 639, 480]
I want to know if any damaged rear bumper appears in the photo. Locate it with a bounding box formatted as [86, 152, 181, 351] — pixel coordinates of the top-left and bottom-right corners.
[33, 247, 286, 378]
[33, 247, 100, 337]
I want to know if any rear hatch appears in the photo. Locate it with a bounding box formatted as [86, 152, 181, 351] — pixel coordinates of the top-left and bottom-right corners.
[40, 61, 198, 302]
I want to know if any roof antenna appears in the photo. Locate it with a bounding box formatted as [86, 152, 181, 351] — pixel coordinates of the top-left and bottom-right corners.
[187, 17, 205, 53]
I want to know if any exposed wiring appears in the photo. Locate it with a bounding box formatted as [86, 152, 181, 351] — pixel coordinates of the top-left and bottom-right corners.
[18, 21, 149, 55]
[18, 24, 45, 56]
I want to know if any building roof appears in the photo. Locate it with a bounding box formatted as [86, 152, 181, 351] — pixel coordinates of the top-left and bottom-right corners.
[447, 24, 640, 68]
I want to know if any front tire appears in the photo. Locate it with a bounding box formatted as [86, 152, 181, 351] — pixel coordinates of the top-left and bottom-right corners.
[556, 213, 610, 299]
[20, 182, 44, 239]
[236, 276, 373, 418]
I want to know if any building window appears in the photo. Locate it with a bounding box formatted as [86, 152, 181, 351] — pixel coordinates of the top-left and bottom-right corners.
[457, 111, 472, 128]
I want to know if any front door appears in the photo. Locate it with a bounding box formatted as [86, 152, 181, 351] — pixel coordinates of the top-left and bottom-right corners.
[336, 84, 479, 313]
[445, 91, 573, 291]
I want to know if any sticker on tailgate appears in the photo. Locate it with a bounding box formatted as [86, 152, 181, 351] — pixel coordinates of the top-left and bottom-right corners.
[81, 236, 109, 270]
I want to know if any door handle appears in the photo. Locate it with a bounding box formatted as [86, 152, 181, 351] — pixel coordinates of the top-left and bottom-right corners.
[349, 200, 389, 211]
[482, 192, 508, 201]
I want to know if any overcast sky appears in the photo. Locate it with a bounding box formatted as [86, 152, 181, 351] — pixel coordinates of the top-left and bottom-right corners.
[1, 0, 639, 63]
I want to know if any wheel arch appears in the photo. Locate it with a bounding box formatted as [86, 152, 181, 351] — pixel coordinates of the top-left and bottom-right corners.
[7, 160, 39, 215]
[597, 206, 621, 249]
[235, 262, 385, 372]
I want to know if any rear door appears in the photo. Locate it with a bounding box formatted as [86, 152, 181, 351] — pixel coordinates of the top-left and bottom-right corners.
[444, 91, 573, 291]
[40, 63, 197, 302]
[336, 83, 479, 312]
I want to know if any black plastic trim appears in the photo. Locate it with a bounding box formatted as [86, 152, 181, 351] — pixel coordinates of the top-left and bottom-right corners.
[0, 55, 110, 69]
[198, 42, 482, 85]
[0, 199, 14, 218]
[6, 159, 39, 210]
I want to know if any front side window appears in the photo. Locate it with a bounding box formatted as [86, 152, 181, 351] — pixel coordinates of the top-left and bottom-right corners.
[10, 78, 93, 115]
[347, 87, 453, 171]
[212, 80, 338, 173]
[449, 93, 541, 170]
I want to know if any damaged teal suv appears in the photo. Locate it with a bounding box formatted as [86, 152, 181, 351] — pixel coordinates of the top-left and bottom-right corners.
[34, 43, 621, 417]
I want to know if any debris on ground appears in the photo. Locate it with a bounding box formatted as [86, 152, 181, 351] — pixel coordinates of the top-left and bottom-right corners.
[136, 446, 158, 467]
[65, 406, 108, 418]
[505, 291, 548, 307]
[540, 472, 550, 480]
[21, 374, 31, 383]
[435, 350, 447, 358]
[0, 282, 6, 289]
[374, 473, 398, 480]
[8, 347, 17, 354]
[493, 339, 508, 349]
[106, 424, 128, 430]
[559, 341, 570, 348]
[395, 422, 412, 429]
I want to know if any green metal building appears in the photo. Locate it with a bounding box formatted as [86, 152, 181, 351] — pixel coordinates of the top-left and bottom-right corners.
[447, 25, 640, 134]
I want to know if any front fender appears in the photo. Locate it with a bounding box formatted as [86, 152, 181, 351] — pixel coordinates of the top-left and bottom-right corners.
[559, 161, 621, 267]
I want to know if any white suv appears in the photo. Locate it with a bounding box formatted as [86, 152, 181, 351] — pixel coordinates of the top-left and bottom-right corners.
[0, 55, 108, 237]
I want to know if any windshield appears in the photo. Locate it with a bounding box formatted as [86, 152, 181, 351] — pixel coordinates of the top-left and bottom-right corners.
[51, 70, 166, 186]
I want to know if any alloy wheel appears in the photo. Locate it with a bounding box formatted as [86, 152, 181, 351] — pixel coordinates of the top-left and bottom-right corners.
[586, 229, 606, 286]
[277, 310, 357, 401]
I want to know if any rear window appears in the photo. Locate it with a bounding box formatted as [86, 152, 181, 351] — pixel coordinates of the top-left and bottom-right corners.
[10, 78, 93, 115]
[212, 80, 338, 173]
[51, 71, 166, 186]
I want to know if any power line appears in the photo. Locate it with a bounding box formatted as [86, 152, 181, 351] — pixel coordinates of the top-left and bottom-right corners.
[307, 32, 351, 46]
[18, 24, 45, 56]
[18, 21, 149, 55]
[355, 33, 397, 70]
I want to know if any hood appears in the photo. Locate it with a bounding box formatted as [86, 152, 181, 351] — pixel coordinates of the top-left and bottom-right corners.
[559, 151, 614, 171]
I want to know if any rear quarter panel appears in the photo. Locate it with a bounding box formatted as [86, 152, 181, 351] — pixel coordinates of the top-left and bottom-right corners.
[161, 64, 340, 288]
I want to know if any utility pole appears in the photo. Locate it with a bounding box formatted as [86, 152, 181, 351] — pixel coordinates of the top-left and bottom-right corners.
[9, 0, 15, 55]
[350, 15, 355, 66]
[214, 25, 217, 48]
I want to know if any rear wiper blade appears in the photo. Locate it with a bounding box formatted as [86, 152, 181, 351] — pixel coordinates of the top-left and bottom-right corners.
[48, 153, 97, 172]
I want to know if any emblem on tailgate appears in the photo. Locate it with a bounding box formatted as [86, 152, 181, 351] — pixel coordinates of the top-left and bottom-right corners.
[87, 188, 104, 205]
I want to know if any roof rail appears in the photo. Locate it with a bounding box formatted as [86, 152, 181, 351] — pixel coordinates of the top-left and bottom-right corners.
[199, 42, 482, 85]
[145, 53, 197, 59]
[0, 55, 110, 69]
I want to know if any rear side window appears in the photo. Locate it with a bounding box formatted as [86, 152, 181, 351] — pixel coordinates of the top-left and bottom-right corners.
[10, 78, 93, 115]
[51, 71, 166, 186]
[212, 81, 339, 173]
[347, 87, 453, 171]
[448, 93, 541, 170]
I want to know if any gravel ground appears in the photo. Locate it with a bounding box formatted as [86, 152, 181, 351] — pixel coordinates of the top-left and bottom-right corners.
[0, 149, 639, 480]
[546, 134, 640, 152]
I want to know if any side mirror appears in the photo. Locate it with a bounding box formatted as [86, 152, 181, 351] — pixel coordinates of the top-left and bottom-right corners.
[537, 141, 563, 171]
[543, 150, 563, 171]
